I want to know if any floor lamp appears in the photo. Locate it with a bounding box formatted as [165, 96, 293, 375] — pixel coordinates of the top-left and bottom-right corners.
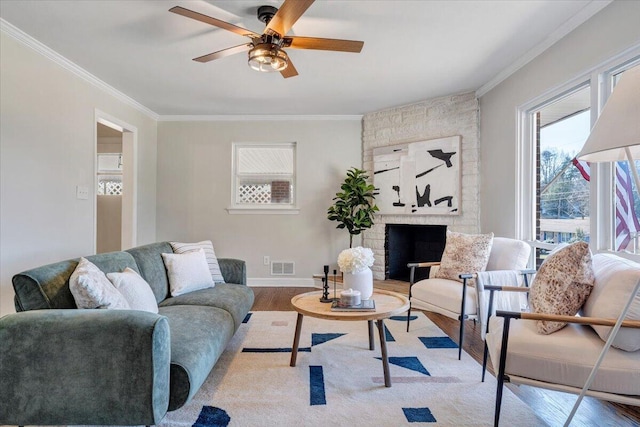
[568, 64, 640, 426]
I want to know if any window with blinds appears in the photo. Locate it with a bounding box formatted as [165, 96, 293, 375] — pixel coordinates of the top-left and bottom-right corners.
[232, 143, 296, 209]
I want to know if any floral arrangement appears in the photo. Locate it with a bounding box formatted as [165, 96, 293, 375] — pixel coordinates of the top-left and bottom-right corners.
[337, 246, 375, 273]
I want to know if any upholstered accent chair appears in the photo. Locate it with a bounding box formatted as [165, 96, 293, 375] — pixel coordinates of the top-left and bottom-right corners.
[484, 252, 640, 427]
[406, 237, 532, 360]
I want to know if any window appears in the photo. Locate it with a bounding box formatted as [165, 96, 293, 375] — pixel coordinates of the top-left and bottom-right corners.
[519, 52, 640, 259]
[97, 153, 123, 195]
[533, 86, 591, 265]
[229, 143, 298, 213]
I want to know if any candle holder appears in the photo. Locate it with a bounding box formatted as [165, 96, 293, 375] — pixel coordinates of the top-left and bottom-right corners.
[319, 265, 332, 303]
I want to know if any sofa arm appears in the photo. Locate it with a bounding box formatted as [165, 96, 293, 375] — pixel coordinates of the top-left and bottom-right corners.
[218, 258, 247, 285]
[0, 309, 170, 425]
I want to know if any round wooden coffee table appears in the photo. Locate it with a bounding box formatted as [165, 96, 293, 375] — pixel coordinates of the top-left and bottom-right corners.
[289, 289, 409, 387]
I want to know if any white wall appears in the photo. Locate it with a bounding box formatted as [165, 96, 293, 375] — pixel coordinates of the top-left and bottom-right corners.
[156, 120, 362, 284]
[0, 32, 158, 316]
[480, 1, 640, 238]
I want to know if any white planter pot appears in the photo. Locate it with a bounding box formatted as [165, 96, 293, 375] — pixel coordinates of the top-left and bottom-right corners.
[343, 267, 373, 300]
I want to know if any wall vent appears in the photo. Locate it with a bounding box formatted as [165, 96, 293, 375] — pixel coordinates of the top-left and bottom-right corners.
[271, 261, 295, 276]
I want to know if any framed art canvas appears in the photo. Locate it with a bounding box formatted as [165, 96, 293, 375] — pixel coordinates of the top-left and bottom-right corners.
[373, 136, 461, 215]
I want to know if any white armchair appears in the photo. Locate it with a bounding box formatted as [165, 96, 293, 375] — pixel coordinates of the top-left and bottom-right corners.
[485, 252, 640, 427]
[406, 237, 531, 360]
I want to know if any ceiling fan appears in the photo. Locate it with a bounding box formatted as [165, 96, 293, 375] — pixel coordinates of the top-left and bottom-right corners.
[169, 0, 364, 78]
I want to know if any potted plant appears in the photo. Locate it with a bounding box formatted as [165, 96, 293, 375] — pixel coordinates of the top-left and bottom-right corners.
[327, 167, 379, 248]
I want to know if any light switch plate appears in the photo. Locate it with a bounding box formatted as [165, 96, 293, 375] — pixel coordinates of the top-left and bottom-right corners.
[76, 185, 89, 200]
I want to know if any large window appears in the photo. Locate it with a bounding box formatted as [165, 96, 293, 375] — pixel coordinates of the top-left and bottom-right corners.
[519, 53, 640, 259]
[532, 86, 591, 264]
[230, 143, 297, 213]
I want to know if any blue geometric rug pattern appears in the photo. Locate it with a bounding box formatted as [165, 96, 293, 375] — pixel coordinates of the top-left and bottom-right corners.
[419, 336, 458, 349]
[158, 311, 543, 426]
[192, 406, 230, 427]
[402, 407, 437, 423]
[376, 356, 430, 376]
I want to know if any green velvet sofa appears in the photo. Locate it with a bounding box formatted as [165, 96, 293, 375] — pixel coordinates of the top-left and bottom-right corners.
[0, 242, 254, 425]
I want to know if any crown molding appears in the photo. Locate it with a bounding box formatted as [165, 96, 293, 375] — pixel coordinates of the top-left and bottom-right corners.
[476, 0, 613, 98]
[158, 114, 363, 122]
[1, 18, 159, 121]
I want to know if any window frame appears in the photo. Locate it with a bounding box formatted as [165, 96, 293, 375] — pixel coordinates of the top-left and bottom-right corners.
[227, 142, 300, 215]
[517, 47, 640, 260]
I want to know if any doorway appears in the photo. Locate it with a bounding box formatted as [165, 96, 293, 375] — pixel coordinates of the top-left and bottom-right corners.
[95, 111, 137, 253]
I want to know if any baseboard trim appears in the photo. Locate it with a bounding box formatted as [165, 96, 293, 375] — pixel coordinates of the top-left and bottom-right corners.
[248, 278, 317, 288]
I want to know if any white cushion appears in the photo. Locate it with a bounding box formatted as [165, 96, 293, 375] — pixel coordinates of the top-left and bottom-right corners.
[411, 278, 477, 318]
[107, 268, 158, 313]
[69, 257, 130, 309]
[162, 248, 215, 297]
[486, 316, 640, 396]
[582, 253, 640, 351]
[486, 237, 531, 271]
[170, 240, 225, 283]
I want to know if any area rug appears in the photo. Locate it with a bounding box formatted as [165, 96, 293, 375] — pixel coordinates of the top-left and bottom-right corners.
[159, 311, 546, 426]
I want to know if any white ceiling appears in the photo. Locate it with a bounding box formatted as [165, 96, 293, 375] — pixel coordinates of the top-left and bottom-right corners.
[0, 0, 609, 116]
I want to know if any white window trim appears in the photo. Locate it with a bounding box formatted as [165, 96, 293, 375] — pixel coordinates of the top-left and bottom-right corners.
[516, 45, 640, 259]
[227, 142, 299, 215]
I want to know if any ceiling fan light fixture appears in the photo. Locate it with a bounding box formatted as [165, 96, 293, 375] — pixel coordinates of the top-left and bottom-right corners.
[248, 43, 289, 72]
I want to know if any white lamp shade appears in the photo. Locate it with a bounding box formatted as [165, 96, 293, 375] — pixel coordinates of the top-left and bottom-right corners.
[577, 65, 640, 162]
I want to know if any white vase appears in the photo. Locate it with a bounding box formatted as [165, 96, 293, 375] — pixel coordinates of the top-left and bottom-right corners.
[343, 267, 373, 300]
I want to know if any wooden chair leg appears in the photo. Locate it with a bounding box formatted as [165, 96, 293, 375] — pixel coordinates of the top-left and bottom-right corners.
[406, 305, 412, 332]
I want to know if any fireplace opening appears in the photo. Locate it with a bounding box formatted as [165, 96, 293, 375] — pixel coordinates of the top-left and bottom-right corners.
[385, 224, 447, 282]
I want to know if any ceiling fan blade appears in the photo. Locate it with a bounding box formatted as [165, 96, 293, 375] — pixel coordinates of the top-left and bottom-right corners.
[193, 43, 253, 63]
[285, 36, 364, 53]
[265, 0, 315, 37]
[280, 59, 299, 78]
[169, 6, 260, 38]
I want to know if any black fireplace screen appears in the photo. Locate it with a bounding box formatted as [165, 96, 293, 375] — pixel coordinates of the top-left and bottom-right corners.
[385, 224, 447, 282]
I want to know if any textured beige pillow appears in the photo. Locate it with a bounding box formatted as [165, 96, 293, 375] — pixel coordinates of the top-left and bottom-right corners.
[529, 241, 595, 334]
[434, 230, 494, 283]
[69, 257, 130, 309]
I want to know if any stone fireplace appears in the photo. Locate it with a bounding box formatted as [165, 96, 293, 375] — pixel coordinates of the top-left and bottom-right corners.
[385, 224, 446, 282]
[361, 92, 481, 280]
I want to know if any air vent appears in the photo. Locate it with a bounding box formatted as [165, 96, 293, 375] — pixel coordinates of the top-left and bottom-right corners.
[271, 261, 295, 276]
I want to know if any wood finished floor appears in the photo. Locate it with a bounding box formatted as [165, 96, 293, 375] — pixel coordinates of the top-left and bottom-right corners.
[250, 283, 640, 427]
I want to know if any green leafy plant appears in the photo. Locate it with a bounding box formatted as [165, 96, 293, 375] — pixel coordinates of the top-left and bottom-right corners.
[327, 167, 379, 248]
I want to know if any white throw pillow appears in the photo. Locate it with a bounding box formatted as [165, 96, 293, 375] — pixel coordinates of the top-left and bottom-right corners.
[107, 268, 159, 313]
[170, 240, 225, 283]
[162, 248, 215, 297]
[582, 253, 640, 351]
[485, 237, 531, 271]
[69, 257, 130, 309]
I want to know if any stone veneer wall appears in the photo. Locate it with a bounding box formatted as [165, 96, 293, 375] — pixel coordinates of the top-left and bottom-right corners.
[362, 92, 480, 280]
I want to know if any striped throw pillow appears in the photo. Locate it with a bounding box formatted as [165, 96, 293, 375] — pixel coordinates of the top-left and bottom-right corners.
[170, 240, 225, 283]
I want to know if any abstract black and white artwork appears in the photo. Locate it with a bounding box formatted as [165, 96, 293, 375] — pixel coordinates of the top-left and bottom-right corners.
[373, 136, 461, 215]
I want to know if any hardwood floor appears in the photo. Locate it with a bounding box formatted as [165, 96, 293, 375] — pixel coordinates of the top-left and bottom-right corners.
[250, 283, 640, 427]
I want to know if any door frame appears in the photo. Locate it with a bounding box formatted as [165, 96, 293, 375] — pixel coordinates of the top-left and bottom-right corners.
[94, 109, 138, 251]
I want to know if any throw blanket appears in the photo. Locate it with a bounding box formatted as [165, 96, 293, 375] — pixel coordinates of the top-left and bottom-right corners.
[476, 270, 529, 340]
